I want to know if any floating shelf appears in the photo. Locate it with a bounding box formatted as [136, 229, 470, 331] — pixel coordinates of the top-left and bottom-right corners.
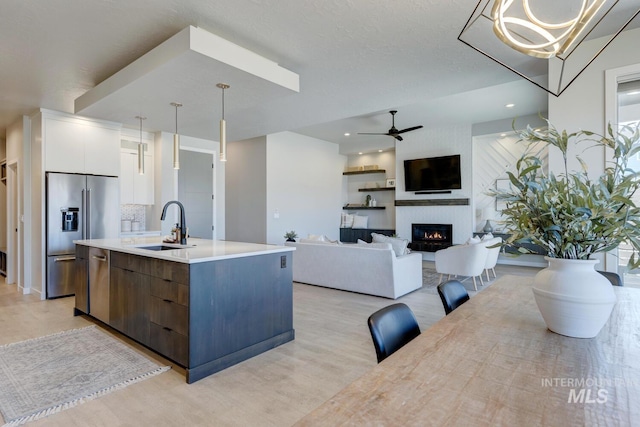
[343, 169, 386, 176]
[358, 187, 395, 192]
[343, 206, 386, 210]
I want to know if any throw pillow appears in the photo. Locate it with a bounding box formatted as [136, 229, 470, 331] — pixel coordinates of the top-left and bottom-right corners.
[466, 236, 481, 245]
[371, 232, 409, 256]
[481, 233, 494, 241]
[352, 215, 368, 229]
[308, 234, 326, 241]
[340, 213, 354, 228]
[299, 238, 331, 244]
[357, 239, 393, 250]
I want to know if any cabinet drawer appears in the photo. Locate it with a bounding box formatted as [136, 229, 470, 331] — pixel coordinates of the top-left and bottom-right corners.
[149, 277, 189, 306]
[110, 252, 151, 275]
[150, 296, 188, 336]
[148, 258, 189, 283]
[149, 322, 188, 366]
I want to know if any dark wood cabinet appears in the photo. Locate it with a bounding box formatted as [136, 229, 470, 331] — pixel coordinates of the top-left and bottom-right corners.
[77, 244, 294, 383]
[110, 251, 188, 362]
[149, 275, 189, 365]
[340, 228, 396, 243]
[110, 266, 150, 346]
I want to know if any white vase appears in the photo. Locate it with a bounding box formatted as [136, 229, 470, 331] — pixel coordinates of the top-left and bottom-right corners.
[532, 257, 616, 338]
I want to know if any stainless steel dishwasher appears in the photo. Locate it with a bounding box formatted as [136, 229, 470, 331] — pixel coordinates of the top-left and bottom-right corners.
[89, 247, 110, 323]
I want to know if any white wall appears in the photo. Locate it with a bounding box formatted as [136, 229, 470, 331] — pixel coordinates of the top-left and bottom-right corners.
[395, 125, 473, 247]
[549, 27, 640, 176]
[266, 131, 345, 244]
[6, 117, 28, 292]
[226, 136, 268, 243]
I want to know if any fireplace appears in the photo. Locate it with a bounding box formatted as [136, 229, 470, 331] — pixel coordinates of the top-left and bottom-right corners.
[410, 223, 453, 252]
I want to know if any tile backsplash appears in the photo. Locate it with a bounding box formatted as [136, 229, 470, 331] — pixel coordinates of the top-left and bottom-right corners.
[121, 204, 147, 230]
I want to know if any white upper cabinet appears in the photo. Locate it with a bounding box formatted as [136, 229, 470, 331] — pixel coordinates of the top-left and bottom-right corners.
[120, 150, 154, 205]
[42, 110, 121, 176]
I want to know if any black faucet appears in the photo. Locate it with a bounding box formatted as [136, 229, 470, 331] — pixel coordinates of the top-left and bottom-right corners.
[160, 200, 187, 245]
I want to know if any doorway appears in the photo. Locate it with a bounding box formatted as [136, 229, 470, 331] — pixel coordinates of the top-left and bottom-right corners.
[615, 78, 640, 287]
[178, 150, 214, 239]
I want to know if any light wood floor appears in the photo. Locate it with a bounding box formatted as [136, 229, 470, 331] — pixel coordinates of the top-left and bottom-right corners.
[0, 263, 540, 427]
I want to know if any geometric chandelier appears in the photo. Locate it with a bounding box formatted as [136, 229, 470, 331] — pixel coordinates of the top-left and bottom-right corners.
[458, 0, 640, 96]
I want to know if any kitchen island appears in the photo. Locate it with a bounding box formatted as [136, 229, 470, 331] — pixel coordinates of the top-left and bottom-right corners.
[74, 237, 295, 383]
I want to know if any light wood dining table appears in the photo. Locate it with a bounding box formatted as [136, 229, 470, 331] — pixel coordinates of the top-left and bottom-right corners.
[295, 275, 640, 426]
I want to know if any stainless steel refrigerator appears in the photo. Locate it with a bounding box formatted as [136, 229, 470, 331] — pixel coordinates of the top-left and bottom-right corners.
[46, 172, 119, 298]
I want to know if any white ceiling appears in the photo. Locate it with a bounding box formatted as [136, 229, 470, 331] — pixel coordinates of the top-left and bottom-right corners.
[0, 1, 637, 155]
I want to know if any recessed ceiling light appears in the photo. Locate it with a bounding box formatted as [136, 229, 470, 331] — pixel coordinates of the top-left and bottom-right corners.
[358, 152, 363, 155]
[505, 103, 515, 108]
[344, 132, 350, 136]
[378, 149, 383, 153]
[500, 133, 507, 137]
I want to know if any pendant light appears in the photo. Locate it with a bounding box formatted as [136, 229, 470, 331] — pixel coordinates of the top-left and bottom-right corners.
[217, 83, 230, 162]
[136, 115, 146, 175]
[171, 102, 182, 169]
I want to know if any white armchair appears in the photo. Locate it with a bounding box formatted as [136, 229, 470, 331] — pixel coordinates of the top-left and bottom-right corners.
[481, 236, 503, 281]
[434, 243, 489, 291]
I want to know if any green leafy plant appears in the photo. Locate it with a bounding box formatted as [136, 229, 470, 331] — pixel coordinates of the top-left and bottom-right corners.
[490, 121, 640, 269]
[284, 230, 298, 241]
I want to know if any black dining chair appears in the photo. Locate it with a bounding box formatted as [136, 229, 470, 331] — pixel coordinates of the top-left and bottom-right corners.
[598, 271, 623, 286]
[437, 279, 470, 315]
[367, 303, 421, 363]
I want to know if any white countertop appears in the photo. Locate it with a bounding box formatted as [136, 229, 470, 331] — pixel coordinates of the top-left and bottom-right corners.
[74, 237, 295, 264]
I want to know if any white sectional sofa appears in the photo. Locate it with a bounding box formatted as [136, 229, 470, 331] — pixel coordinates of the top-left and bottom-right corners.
[285, 241, 423, 299]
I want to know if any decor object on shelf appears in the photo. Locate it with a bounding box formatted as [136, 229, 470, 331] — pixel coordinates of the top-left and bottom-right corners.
[171, 102, 182, 169]
[490, 121, 640, 337]
[217, 83, 229, 162]
[365, 194, 372, 206]
[458, 1, 640, 96]
[345, 165, 364, 173]
[135, 115, 146, 175]
[284, 230, 298, 242]
[481, 208, 493, 233]
[386, 178, 396, 187]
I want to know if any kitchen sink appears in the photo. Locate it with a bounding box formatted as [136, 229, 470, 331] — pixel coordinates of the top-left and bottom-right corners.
[138, 245, 181, 251]
[132, 244, 195, 251]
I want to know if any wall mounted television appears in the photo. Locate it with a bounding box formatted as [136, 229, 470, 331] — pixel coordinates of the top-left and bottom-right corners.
[403, 154, 461, 192]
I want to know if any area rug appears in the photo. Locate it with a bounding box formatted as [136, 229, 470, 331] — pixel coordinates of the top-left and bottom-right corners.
[0, 326, 170, 426]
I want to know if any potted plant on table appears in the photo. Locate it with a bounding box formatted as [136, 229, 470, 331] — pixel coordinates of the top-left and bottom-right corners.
[284, 230, 298, 242]
[491, 121, 640, 338]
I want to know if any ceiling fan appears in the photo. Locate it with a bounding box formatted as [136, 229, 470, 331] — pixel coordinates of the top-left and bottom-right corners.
[358, 110, 423, 141]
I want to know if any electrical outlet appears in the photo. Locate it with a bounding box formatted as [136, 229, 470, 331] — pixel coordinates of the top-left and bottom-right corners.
[280, 255, 286, 268]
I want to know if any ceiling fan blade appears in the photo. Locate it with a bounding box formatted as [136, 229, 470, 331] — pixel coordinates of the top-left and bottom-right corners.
[357, 132, 389, 136]
[396, 125, 423, 134]
[395, 135, 403, 141]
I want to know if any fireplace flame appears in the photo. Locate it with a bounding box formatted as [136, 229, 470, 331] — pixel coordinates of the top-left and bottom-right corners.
[424, 231, 445, 240]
